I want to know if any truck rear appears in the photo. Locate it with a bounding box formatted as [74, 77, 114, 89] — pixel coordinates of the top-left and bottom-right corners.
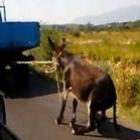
[0, 11, 40, 92]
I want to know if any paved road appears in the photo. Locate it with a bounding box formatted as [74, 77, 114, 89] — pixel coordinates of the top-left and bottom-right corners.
[4, 73, 140, 140]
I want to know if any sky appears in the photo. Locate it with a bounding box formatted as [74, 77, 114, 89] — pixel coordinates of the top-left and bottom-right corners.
[1, 0, 140, 24]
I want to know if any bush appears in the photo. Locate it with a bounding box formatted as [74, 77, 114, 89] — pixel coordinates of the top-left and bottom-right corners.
[74, 32, 81, 37]
[110, 60, 140, 108]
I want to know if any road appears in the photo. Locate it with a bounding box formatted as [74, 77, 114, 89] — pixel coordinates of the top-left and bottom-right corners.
[4, 73, 140, 140]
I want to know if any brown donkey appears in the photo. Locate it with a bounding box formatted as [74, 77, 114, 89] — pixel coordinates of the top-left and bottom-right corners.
[48, 37, 118, 135]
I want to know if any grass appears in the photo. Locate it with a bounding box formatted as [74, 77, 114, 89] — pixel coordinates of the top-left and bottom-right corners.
[118, 105, 140, 126]
[65, 31, 140, 61]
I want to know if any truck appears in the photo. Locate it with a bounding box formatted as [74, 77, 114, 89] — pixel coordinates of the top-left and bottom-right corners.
[0, 1, 40, 92]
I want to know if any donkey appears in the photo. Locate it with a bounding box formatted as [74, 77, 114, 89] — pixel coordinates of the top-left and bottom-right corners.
[48, 37, 118, 135]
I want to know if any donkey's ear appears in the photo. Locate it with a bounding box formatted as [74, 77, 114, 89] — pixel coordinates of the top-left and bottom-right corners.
[61, 38, 66, 50]
[48, 36, 56, 49]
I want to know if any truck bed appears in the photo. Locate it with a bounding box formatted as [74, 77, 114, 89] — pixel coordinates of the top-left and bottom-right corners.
[0, 22, 40, 51]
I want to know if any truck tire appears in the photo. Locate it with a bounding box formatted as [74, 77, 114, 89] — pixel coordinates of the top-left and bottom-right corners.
[0, 95, 6, 125]
[12, 64, 30, 90]
[0, 65, 6, 91]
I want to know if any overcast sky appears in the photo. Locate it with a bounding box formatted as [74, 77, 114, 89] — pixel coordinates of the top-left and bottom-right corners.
[1, 0, 140, 24]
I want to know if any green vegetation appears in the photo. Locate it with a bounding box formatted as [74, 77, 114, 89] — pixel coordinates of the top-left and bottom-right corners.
[26, 20, 140, 124]
[42, 20, 140, 32]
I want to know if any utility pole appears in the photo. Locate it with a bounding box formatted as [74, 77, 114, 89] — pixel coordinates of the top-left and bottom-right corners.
[0, 0, 6, 22]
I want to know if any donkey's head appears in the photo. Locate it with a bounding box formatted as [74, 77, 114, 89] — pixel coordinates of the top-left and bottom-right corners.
[48, 37, 72, 69]
[48, 36, 66, 58]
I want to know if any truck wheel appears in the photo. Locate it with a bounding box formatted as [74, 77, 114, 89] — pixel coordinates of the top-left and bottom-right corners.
[0, 65, 6, 91]
[0, 95, 6, 125]
[12, 64, 30, 90]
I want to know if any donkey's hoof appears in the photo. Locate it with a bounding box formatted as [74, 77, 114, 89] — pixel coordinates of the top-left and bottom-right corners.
[71, 129, 77, 135]
[69, 119, 76, 128]
[69, 122, 73, 128]
[115, 125, 121, 132]
[55, 118, 62, 125]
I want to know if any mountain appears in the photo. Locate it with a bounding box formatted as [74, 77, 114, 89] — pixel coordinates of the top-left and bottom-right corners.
[74, 5, 140, 25]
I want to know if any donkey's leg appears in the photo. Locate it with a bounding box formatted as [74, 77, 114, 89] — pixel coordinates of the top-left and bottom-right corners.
[101, 110, 107, 121]
[55, 89, 69, 125]
[69, 98, 78, 127]
[86, 100, 96, 130]
[95, 110, 107, 128]
[98, 110, 107, 122]
[72, 100, 96, 135]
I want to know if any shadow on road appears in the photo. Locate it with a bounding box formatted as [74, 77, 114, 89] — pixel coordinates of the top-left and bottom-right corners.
[53, 115, 140, 139]
[1, 71, 62, 99]
[82, 119, 140, 139]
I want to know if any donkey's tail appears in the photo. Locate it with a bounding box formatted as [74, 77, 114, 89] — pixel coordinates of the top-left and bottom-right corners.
[113, 102, 120, 131]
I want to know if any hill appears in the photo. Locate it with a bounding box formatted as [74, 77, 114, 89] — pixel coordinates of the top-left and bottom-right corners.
[74, 5, 140, 25]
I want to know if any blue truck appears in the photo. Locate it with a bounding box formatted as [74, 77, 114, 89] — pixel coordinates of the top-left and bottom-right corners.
[0, 2, 40, 91]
